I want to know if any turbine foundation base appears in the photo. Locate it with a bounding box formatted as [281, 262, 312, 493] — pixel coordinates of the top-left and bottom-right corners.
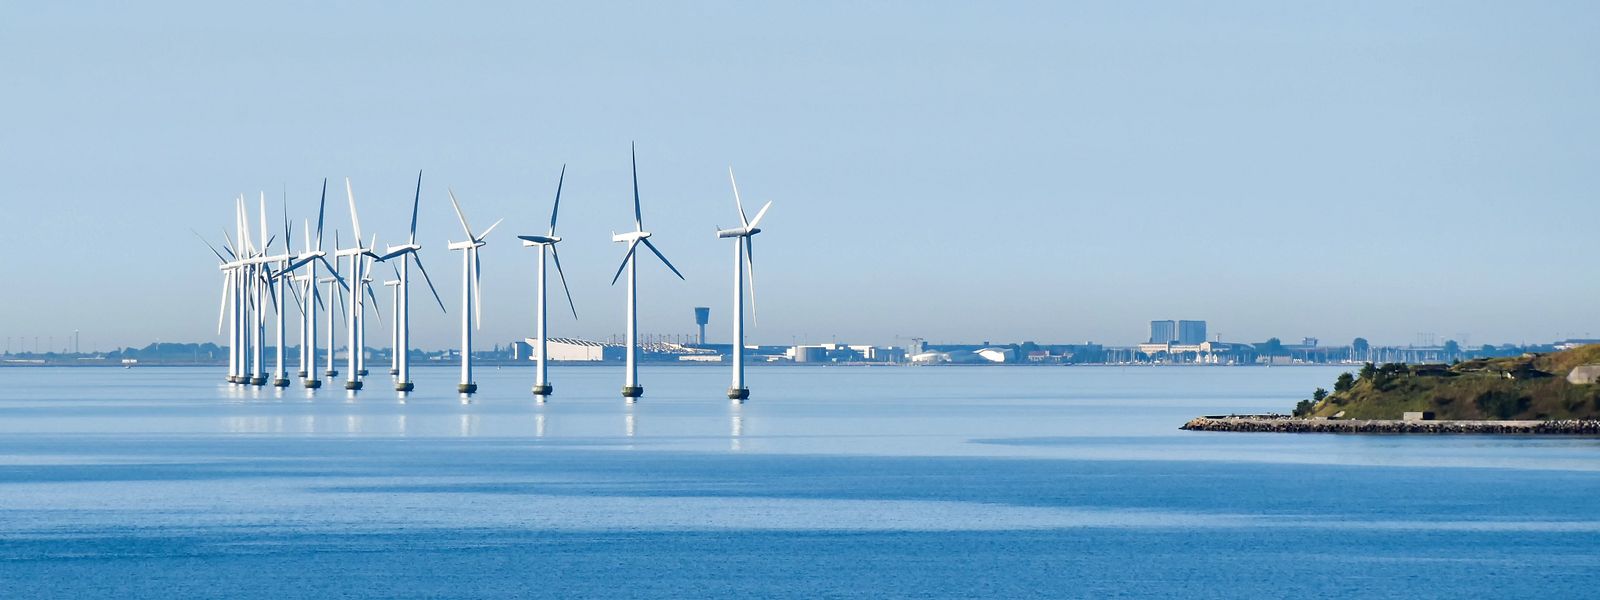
[345, 381, 363, 391]
[297, 370, 308, 378]
[249, 377, 267, 386]
[272, 378, 290, 387]
[304, 379, 322, 389]
[532, 384, 553, 396]
[458, 383, 478, 394]
[728, 387, 750, 400]
[388, 369, 399, 376]
[622, 386, 644, 399]
[396, 382, 414, 392]
[357, 369, 369, 377]
[325, 370, 339, 378]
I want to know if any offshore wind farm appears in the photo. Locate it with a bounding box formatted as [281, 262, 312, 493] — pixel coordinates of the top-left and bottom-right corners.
[198, 146, 770, 401]
[5, 3, 1600, 599]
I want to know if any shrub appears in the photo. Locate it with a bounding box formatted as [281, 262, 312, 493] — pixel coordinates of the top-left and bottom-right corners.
[1475, 389, 1530, 420]
[1334, 372, 1355, 393]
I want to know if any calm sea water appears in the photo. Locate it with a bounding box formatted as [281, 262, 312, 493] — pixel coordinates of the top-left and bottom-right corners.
[0, 365, 1596, 599]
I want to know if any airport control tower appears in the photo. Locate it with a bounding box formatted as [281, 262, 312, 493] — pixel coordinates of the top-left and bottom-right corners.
[694, 307, 710, 345]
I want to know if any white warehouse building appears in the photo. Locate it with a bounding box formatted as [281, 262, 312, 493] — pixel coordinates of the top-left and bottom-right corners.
[523, 337, 607, 361]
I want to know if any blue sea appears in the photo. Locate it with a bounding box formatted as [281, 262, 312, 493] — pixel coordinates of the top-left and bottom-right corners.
[0, 365, 1596, 598]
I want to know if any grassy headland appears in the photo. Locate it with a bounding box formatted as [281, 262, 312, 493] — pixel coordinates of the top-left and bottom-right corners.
[1293, 345, 1600, 420]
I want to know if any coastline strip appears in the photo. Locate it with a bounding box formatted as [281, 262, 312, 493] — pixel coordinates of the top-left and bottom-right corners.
[1181, 416, 1600, 435]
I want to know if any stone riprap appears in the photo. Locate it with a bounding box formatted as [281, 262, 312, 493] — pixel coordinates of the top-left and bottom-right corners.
[1181, 415, 1600, 435]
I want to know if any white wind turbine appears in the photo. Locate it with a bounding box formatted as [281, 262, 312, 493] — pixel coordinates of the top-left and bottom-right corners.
[232, 193, 272, 386]
[335, 178, 379, 390]
[446, 190, 501, 394]
[329, 180, 382, 390]
[281, 179, 342, 388]
[374, 171, 447, 392]
[195, 231, 240, 384]
[517, 166, 578, 398]
[611, 144, 685, 401]
[716, 168, 772, 401]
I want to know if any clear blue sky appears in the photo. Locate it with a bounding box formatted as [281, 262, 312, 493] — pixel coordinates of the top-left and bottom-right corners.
[3, 1, 1597, 352]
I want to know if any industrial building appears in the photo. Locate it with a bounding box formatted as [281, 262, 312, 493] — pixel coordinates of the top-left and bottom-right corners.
[1150, 319, 1207, 345]
[522, 337, 610, 361]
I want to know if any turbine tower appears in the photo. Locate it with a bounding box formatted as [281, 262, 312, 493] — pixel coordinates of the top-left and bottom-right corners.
[610, 144, 685, 401]
[517, 165, 577, 398]
[374, 171, 446, 392]
[250, 193, 270, 386]
[446, 190, 501, 394]
[335, 178, 378, 391]
[715, 167, 772, 401]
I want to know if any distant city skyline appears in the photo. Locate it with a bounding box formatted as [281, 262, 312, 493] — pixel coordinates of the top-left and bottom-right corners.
[3, 2, 1599, 350]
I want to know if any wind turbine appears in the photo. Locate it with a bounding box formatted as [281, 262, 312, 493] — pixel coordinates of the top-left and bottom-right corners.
[716, 167, 772, 401]
[374, 171, 446, 392]
[611, 144, 685, 401]
[446, 190, 501, 394]
[281, 179, 340, 388]
[195, 230, 239, 384]
[335, 178, 378, 390]
[517, 165, 577, 397]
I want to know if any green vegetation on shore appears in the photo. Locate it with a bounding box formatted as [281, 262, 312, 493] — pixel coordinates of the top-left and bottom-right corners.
[1292, 345, 1600, 420]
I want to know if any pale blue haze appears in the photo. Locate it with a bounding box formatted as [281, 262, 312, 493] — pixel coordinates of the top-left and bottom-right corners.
[2, 2, 1598, 349]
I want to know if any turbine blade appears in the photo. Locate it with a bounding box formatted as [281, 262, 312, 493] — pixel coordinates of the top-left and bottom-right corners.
[217, 271, 231, 334]
[281, 187, 292, 256]
[406, 169, 419, 244]
[364, 278, 384, 326]
[478, 218, 503, 240]
[447, 188, 475, 238]
[345, 178, 363, 243]
[549, 164, 565, 236]
[286, 276, 304, 315]
[221, 230, 237, 260]
[550, 245, 577, 320]
[412, 253, 448, 313]
[258, 192, 267, 255]
[320, 256, 349, 292]
[315, 178, 327, 249]
[610, 240, 639, 285]
[747, 201, 772, 230]
[193, 230, 226, 263]
[630, 142, 642, 229]
[729, 167, 748, 228]
[641, 238, 684, 280]
[236, 195, 250, 255]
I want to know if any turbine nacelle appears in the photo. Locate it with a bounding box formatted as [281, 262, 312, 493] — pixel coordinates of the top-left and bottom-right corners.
[612, 231, 652, 244]
[447, 240, 486, 251]
[716, 227, 761, 238]
[377, 243, 422, 261]
[518, 235, 561, 246]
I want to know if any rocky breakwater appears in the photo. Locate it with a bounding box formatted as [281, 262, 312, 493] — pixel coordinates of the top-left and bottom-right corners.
[1181, 415, 1600, 435]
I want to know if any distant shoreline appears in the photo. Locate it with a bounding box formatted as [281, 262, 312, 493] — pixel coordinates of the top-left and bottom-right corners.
[0, 361, 1354, 368]
[1182, 415, 1600, 435]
